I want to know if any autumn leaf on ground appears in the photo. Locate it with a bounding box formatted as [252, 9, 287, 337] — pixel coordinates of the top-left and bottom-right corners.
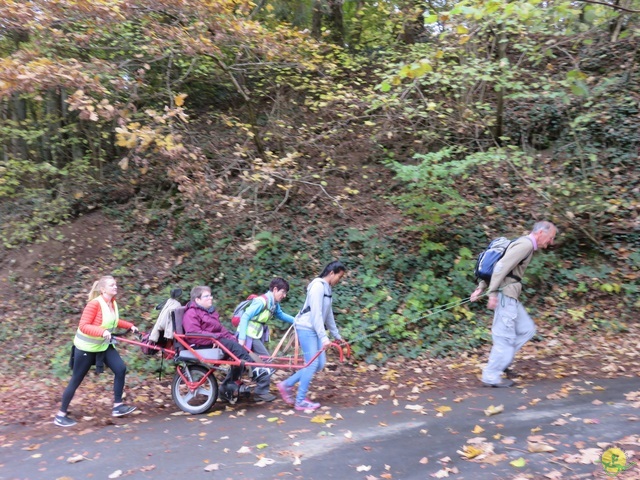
[237, 446, 251, 453]
[551, 418, 568, 426]
[431, 466, 459, 477]
[480, 453, 508, 465]
[256, 443, 268, 449]
[472, 425, 484, 434]
[356, 465, 372, 472]
[66, 454, 86, 463]
[510, 457, 526, 467]
[484, 404, 504, 416]
[405, 404, 425, 411]
[528, 441, 557, 453]
[311, 413, 333, 423]
[561, 448, 603, 464]
[544, 470, 563, 479]
[624, 390, 640, 407]
[204, 464, 219, 471]
[108, 470, 122, 479]
[254, 457, 275, 467]
[457, 445, 484, 459]
[435, 405, 452, 414]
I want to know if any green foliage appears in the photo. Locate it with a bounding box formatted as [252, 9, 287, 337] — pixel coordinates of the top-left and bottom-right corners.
[1, 0, 638, 368]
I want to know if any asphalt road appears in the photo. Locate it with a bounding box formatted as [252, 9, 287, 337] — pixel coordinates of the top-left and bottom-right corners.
[1, 376, 639, 480]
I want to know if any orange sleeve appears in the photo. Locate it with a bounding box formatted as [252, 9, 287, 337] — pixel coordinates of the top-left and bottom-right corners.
[78, 300, 106, 337]
[78, 299, 134, 334]
[117, 318, 134, 330]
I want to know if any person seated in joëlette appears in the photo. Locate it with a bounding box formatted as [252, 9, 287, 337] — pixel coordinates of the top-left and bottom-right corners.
[181, 286, 276, 403]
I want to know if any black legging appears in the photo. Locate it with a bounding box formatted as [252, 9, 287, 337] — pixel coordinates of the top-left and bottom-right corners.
[60, 345, 127, 413]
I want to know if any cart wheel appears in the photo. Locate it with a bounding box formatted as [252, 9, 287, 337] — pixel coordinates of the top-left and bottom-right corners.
[171, 364, 218, 414]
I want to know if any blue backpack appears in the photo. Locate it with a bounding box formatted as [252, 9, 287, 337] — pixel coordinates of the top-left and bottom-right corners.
[474, 237, 512, 282]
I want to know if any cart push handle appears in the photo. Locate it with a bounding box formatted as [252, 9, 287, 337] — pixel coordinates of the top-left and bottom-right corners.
[326, 340, 351, 362]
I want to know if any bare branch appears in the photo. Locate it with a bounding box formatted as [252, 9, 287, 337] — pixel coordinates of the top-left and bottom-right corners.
[579, 0, 640, 13]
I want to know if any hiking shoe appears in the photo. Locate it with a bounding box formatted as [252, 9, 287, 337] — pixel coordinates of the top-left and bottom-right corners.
[54, 414, 77, 427]
[252, 367, 275, 380]
[277, 381, 294, 405]
[503, 368, 518, 379]
[254, 392, 277, 402]
[112, 404, 136, 417]
[482, 379, 515, 388]
[295, 399, 321, 411]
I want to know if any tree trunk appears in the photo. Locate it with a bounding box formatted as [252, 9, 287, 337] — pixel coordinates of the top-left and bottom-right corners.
[401, 2, 427, 45]
[11, 94, 28, 159]
[312, 0, 323, 40]
[327, 0, 345, 47]
[45, 89, 62, 167]
[493, 28, 507, 145]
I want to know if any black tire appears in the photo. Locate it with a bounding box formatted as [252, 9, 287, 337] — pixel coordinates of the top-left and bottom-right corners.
[171, 364, 218, 414]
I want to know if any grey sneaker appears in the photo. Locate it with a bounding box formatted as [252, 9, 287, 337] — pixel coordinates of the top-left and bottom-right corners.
[112, 404, 136, 417]
[482, 379, 515, 388]
[54, 414, 77, 427]
[254, 392, 277, 402]
[295, 399, 321, 411]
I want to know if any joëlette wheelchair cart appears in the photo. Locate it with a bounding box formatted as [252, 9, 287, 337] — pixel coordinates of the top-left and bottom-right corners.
[115, 306, 351, 414]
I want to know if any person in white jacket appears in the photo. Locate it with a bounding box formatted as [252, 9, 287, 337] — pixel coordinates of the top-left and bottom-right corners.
[276, 261, 346, 411]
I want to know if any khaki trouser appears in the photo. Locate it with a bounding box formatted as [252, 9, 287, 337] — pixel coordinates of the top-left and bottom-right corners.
[482, 294, 536, 384]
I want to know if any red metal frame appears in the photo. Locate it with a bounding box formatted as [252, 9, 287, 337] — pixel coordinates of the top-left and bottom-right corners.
[114, 332, 351, 370]
[114, 332, 351, 403]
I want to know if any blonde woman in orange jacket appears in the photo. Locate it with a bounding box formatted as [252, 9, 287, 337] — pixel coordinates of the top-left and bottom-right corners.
[54, 276, 138, 427]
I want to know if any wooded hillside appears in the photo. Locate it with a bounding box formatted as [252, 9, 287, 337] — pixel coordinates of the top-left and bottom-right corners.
[0, 1, 638, 367]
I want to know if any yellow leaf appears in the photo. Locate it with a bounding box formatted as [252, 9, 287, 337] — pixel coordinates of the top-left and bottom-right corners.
[174, 93, 188, 107]
[510, 457, 526, 467]
[311, 414, 333, 423]
[435, 405, 452, 413]
[256, 443, 268, 449]
[484, 404, 504, 416]
[472, 425, 485, 434]
[459, 445, 484, 459]
[267, 417, 279, 422]
[531, 426, 542, 433]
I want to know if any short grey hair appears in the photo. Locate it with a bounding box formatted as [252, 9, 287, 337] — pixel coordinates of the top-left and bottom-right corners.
[190, 286, 211, 301]
[532, 221, 556, 234]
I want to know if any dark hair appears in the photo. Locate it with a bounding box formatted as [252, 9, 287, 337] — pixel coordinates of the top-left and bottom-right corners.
[190, 286, 211, 301]
[319, 260, 346, 278]
[269, 277, 289, 292]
